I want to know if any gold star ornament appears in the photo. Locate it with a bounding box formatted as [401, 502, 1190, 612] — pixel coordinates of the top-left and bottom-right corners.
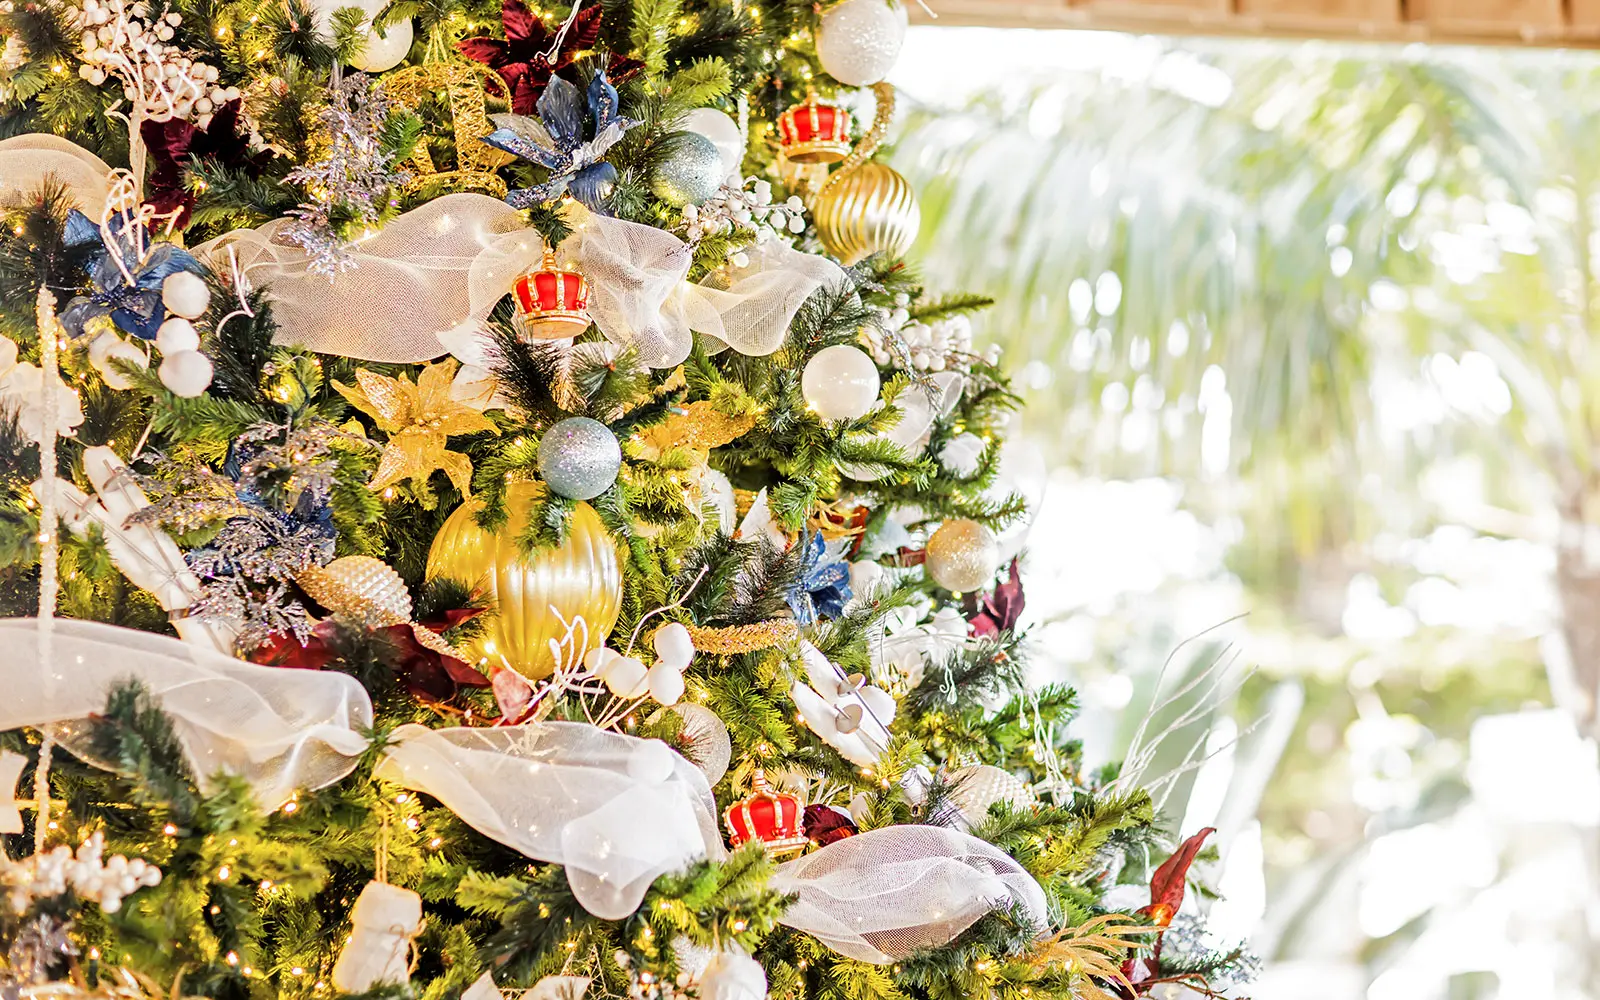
[336, 359, 498, 496]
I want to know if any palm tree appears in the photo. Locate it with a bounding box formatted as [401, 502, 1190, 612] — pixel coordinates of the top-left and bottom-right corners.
[892, 43, 1600, 717]
[889, 39, 1600, 994]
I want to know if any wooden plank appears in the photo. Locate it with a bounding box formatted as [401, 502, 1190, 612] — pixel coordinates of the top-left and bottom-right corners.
[1407, 0, 1564, 33]
[1237, 0, 1401, 28]
[906, 0, 1593, 45]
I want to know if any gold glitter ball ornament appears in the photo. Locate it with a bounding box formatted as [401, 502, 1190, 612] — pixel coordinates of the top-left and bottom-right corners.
[299, 555, 412, 622]
[425, 482, 622, 679]
[812, 160, 920, 266]
[924, 518, 1000, 593]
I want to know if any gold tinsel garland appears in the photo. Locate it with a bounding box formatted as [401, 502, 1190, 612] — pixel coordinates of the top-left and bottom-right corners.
[681, 620, 799, 654]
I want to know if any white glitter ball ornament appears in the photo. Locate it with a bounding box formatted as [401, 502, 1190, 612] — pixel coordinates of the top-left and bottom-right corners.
[816, 0, 908, 87]
[802, 344, 880, 421]
[681, 107, 745, 183]
[651, 131, 725, 207]
[924, 518, 999, 592]
[538, 417, 622, 500]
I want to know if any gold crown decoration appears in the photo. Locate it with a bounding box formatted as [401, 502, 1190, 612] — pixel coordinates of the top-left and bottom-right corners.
[383, 60, 516, 199]
[776, 88, 854, 165]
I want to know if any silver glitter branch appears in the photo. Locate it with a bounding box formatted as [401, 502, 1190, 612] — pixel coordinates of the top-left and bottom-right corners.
[282, 74, 410, 278]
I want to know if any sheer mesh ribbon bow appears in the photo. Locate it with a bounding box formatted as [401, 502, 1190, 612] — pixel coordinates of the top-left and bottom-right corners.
[0, 617, 1045, 947]
[772, 825, 1049, 964]
[193, 194, 842, 368]
[0, 617, 719, 919]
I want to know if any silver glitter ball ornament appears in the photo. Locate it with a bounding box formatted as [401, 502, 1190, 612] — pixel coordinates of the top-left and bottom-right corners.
[651, 132, 724, 207]
[924, 518, 1000, 592]
[816, 0, 908, 87]
[539, 417, 622, 500]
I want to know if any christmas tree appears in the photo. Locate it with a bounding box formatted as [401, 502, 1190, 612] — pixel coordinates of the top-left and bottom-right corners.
[0, 1, 1256, 998]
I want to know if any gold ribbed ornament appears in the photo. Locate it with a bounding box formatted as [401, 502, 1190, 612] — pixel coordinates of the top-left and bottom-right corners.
[425, 482, 622, 679]
[813, 162, 920, 265]
[810, 83, 920, 265]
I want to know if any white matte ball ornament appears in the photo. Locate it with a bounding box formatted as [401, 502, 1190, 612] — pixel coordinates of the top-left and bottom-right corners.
[158, 349, 213, 397]
[603, 655, 649, 699]
[653, 622, 695, 669]
[349, 16, 412, 72]
[88, 331, 120, 368]
[98, 341, 147, 390]
[680, 108, 744, 183]
[627, 739, 678, 784]
[816, 0, 908, 87]
[155, 317, 200, 354]
[802, 345, 880, 421]
[647, 661, 685, 706]
[699, 950, 767, 1000]
[160, 270, 210, 319]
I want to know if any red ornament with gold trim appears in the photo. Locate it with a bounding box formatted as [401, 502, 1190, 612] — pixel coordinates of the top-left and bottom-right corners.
[512, 248, 591, 342]
[723, 769, 809, 857]
[776, 90, 853, 165]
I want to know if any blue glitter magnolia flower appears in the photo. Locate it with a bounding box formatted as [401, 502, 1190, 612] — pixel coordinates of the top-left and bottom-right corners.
[59, 209, 205, 340]
[481, 69, 639, 211]
[786, 530, 853, 626]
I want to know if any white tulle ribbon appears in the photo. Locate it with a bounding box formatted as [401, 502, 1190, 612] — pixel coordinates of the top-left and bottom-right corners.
[0, 617, 372, 808]
[464, 207, 844, 369]
[2, 136, 843, 368]
[0, 616, 720, 920]
[0, 134, 115, 211]
[373, 724, 724, 919]
[771, 825, 1049, 964]
[0, 617, 1041, 950]
[192, 194, 530, 363]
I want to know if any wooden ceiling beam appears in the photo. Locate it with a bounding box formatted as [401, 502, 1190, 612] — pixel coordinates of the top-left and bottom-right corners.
[907, 0, 1600, 49]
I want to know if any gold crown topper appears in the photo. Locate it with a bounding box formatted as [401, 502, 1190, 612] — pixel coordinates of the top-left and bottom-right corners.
[384, 60, 516, 199]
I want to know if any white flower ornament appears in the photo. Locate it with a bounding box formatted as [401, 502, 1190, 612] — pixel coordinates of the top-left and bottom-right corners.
[0, 336, 84, 445]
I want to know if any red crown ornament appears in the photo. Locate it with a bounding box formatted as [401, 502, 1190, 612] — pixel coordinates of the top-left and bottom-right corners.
[723, 769, 809, 857]
[512, 248, 591, 342]
[777, 91, 853, 165]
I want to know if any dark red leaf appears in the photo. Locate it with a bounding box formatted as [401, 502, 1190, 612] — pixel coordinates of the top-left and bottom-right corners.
[1142, 827, 1214, 927]
[140, 100, 265, 229]
[802, 804, 857, 847]
[969, 557, 1025, 637]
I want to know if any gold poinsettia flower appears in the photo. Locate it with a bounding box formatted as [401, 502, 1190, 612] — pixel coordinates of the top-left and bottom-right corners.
[335, 359, 498, 496]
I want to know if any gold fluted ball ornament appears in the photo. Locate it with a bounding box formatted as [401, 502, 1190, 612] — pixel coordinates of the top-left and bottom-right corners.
[812, 161, 920, 265]
[425, 482, 622, 679]
[924, 518, 1000, 593]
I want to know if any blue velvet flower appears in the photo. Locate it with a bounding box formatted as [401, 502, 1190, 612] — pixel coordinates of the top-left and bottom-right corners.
[786, 530, 853, 626]
[481, 69, 639, 212]
[59, 209, 205, 340]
